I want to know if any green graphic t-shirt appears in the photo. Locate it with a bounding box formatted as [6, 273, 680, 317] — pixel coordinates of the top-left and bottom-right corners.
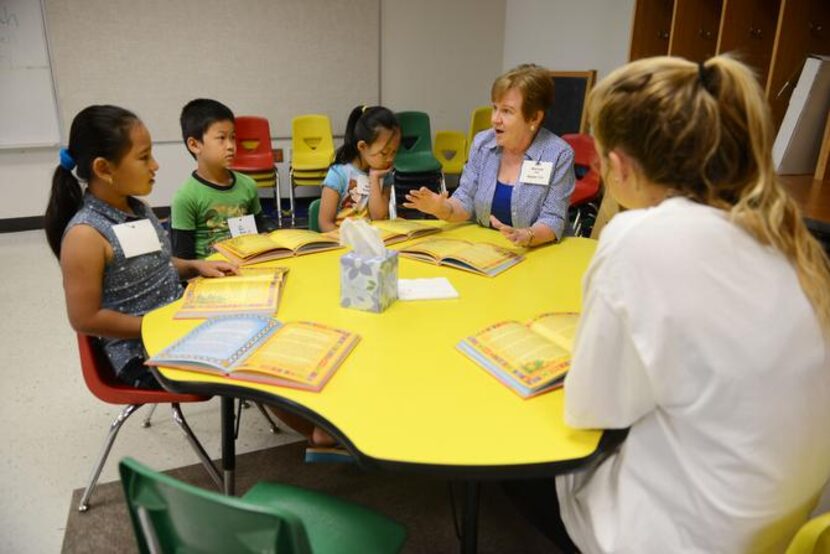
[171, 171, 262, 259]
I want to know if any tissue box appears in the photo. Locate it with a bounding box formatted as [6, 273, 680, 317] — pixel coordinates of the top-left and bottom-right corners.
[340, 250, 398, 312]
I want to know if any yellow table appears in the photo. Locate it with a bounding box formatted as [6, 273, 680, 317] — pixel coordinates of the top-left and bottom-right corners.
[143, 222, 622, 552]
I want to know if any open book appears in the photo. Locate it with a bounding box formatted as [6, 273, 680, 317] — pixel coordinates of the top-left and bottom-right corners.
[372, 219, 441, 245]
[457, 312, 579, 398]
[213, 229, 341, 265]
[175, 267, 288, 319]
[399, 237, 523, 276]
[146, 315, 359, 392]
[324, 219, 441, 246]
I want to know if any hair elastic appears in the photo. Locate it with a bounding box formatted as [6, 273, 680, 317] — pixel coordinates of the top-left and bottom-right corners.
[698, 61, 715, 94]
[59, 147, 76, 171]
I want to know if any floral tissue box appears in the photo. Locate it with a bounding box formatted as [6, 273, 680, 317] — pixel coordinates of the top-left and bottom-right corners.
[340, 250, 398, 312]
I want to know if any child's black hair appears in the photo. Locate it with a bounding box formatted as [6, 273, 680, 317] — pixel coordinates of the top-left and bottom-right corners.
[44, 105, 139, 258]
[334, 105, 400, 165]
[180, 98, 235, 159]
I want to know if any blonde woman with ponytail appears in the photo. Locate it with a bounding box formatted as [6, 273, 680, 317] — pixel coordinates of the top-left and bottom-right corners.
[516, 56, 830, 553]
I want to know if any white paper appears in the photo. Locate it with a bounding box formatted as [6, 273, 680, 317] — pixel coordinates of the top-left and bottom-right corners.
[355, 174, 371, 195]
[397, 278, 459, 300]
[227, 214, 258, 237]
[519, 160, 553, 185]
[111, 219, 162, 258]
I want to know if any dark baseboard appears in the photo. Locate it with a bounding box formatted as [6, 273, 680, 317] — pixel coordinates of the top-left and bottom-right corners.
[0, 206, 172, 234]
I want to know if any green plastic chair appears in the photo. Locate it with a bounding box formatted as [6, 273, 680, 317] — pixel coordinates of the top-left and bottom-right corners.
[394, 111, 442, 174]
[119, 457, 406, 554]
[308, 198, 321, 232]
[786, 512, 830, 554]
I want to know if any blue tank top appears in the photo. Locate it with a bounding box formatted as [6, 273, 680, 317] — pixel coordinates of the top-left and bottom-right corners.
[64, 193, 182, 375]
[490, 180, 514, 227]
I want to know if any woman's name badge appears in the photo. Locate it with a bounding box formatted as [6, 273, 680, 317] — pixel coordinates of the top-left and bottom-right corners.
[227, 215, 258, 237]
[111, 219, 162, 258]
[520, 160, 553, 185]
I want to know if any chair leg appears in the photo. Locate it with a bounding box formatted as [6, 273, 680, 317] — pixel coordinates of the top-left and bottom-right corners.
[78, 403, 142, 512]
[274, 167, 283, 228]
[288, 168, 296, 228]
[141, 404, 158, 428]
[254, 402, 280, 433]
[170, 403, 223, 491]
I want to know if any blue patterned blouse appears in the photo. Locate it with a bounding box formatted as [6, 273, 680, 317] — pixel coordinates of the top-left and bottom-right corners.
[64, 194, 182, 375]
[451, 128, 575, 239]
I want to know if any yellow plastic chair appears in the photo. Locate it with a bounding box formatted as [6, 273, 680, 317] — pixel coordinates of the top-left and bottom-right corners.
[289, 114, 335, 226]
[786, 512, 830, 554]
[467, 105, 492, 157]
[433, 131, 467, 175]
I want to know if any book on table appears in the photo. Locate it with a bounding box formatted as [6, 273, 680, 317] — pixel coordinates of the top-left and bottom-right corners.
[174, 267, 288, 319]
[212, 229, 341, 265]
[398, 237, 523, 276]
[324, 218, 441, 245]
[146, 314, 359, 392]
[457, 312, 579, 398]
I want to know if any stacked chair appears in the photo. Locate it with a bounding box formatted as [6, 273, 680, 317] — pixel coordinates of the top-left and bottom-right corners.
[392, 111, 445, 219]
[230, 116, 282, 227]
[433, 130, 467, 177]
[562, 133, 602, 237]
[289, 114, 335, 228]
[467, 105, 493, 157]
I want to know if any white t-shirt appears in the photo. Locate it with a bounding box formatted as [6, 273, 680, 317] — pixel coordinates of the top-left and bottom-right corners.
[557, 197, 830, 554]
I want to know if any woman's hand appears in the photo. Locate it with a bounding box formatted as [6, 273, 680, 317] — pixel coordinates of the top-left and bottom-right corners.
[190, 259, 240, 278]
[403, 187, 448, 217]
[490, 215, 533, 246]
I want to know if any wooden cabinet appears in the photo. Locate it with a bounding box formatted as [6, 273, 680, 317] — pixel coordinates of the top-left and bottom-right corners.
[629, 0, 830, 131]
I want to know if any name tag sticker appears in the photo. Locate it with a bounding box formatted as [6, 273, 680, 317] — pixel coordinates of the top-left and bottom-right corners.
[355, 174, 371, 196]
[520, 161, 554, 186]
[112, 219, 162, 258]
[227, 214, 258, 237]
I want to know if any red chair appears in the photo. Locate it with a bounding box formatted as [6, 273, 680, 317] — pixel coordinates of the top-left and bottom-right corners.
[231, 116, 282, 227]
[562, 133, 602, 237]
[76, 333, 222, 511]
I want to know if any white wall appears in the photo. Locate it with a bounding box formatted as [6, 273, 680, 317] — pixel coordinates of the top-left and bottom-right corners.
[0, 0, 506, 220]
[503, 0, 635, 79]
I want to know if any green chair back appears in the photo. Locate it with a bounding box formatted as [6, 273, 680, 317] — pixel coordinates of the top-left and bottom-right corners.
[308, 198, 321, 232]
[120, 457, 312, 554]
[394, 111, 442, 173]
[120, 457, 406, 554]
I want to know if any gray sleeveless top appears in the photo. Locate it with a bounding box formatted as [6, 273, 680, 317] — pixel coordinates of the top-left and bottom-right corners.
[65, 193, 182, 375]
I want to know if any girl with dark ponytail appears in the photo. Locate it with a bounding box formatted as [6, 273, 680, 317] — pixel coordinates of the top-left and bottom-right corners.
[45, 105, 238, 388]
[317, 105, 400, 232]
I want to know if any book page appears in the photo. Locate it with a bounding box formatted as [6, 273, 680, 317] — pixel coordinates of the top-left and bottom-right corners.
[448, 242, 519, 272]
[221, 233, 285, 258]
[177, 268, 287, 317]
[374, 219, 435, 236]
[266, 229, 338, 251]
[237, 321, 358, 388]
[527, 312, 580, 352]
[402, 238, 469, 259]
[468, 321, 570, 384]
[149, 316, 280, 370]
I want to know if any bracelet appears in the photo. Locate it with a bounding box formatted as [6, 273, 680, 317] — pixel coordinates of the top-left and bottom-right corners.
[525, 227, 535, 247]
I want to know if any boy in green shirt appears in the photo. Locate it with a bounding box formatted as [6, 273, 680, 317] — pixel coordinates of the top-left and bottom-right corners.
[171, 99, 271, 259]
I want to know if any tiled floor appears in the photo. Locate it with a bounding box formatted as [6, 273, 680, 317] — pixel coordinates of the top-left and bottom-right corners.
[0, 230, 302, 553]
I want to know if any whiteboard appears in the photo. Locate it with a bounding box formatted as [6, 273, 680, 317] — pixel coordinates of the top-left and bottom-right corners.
[43, 0, 380, 142]
[0, 0, 61, 148]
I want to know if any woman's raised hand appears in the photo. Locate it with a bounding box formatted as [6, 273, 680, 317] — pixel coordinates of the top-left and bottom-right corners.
[403, 187, 448, 217]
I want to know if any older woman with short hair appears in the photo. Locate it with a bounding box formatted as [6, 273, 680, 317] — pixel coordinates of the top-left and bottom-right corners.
[404, 64, 575, 246]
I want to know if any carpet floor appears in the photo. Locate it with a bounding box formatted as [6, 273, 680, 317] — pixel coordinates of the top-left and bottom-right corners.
[62, 441, 561, 553]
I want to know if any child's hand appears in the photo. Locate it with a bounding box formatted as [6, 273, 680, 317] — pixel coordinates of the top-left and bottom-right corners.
[403, 187, 447, 216]
[490, 215, 532, 246]
[195, 260, 240, 278]
[368, 167, 392, 183]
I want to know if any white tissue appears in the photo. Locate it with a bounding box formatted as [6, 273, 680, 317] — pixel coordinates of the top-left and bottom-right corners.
[339, 218, 386, 258]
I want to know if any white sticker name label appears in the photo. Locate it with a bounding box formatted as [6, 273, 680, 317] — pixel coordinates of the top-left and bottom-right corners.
[111, 219, 162, 258]
[520, 160, 553, 186]
[227, 214, 258, 237]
